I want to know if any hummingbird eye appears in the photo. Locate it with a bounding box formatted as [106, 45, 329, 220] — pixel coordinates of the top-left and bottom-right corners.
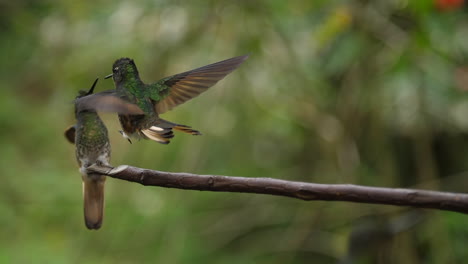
[113, 67, 119, 72]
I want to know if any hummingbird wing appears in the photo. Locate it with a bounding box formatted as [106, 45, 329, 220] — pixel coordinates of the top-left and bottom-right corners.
[150, 54, 248, 114]
[64, 124, 76, 144]
[76, 90, 145, 115]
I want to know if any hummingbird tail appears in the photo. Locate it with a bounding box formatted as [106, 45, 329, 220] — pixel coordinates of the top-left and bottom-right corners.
[83, 175, 106, 230]
[173, 125, 202, 135]
[140, 119, 201, 144]
[141, 127, 174, 144]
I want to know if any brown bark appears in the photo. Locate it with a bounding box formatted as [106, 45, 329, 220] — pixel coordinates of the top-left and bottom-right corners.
[87, 164, 468, 214]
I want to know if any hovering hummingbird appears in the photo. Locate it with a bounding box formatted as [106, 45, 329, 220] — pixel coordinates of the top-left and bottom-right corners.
[64, 78, 143, 230]
[102, 54, 248, 144]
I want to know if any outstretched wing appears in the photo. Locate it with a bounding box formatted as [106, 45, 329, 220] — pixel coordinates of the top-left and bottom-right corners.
[151, 54, 248, 114]
[76, 90, 144, 115]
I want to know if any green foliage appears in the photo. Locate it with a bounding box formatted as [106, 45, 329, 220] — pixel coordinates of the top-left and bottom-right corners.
[2, 0, 468, 263]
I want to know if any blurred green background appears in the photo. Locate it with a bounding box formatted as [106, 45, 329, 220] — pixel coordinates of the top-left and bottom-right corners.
[2, 0, 468, 263]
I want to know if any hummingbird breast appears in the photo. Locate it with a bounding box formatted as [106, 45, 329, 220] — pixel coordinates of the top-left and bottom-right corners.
[75, 112, 111, 168]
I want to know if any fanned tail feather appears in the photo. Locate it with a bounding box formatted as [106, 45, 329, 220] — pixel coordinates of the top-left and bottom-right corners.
[140, 119, 201, 144]
[141, 127, 174, 144]
[173, 125, 202, 135]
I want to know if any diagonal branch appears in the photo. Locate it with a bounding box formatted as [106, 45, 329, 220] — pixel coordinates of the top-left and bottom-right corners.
[87, 164, 468, 214]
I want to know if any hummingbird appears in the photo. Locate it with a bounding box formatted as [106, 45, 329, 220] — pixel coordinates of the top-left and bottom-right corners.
[102, 54, 248, 144]
[64, 78, 143, 230]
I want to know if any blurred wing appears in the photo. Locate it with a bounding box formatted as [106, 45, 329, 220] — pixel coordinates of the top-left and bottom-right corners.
[76, 90, 144, 115]
[64, 125, 76, 144]
[152, 54, 248, 114]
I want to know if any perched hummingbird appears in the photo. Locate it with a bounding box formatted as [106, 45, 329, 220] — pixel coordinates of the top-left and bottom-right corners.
[64, 78, 143, 230]
[102, 55, 248, 144]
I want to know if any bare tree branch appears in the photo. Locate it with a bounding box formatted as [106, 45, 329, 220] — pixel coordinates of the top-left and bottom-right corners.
[87, 164, 468, 214]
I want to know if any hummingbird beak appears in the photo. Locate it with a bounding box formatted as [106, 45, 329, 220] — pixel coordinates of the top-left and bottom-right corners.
[105, 73, 113, 79]
[86, 78, 99, 95]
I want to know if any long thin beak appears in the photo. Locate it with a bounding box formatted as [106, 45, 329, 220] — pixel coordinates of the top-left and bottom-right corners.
[105, 73, 113, 79]
[86, 78, 99, 95]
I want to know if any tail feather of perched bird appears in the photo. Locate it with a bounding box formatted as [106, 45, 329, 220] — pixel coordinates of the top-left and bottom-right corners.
[104, 55, 248, 144]
[83, 176, 105, 229]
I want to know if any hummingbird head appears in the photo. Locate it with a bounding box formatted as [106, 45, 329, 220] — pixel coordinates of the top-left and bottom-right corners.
[105, 58, 139, 83]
